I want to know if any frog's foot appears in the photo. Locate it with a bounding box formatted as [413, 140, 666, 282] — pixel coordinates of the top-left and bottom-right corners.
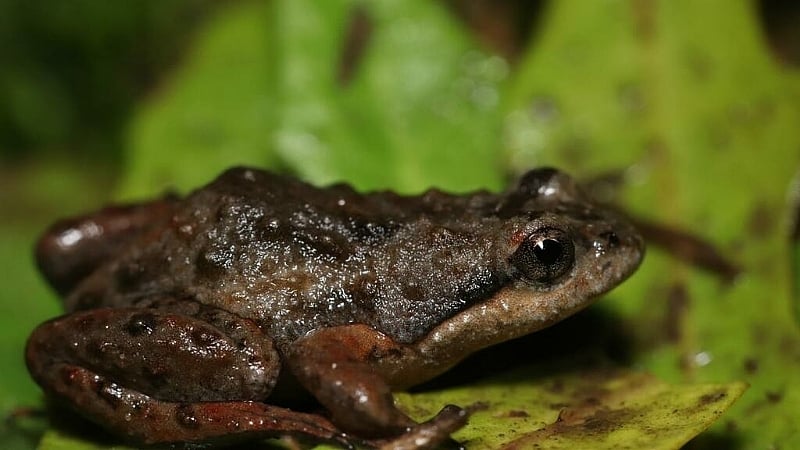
[370, 405, 470, 450]
[24, 305, 352, 448]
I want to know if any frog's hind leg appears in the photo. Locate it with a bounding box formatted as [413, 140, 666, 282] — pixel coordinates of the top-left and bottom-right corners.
[288, 325, 470, 449]
[25, 303, 351, 448]
[39, 366, 350, 448]
[41, 366, 350, 448]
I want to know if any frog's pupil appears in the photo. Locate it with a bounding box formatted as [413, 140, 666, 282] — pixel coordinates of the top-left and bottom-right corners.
[533, 239, 563, 265]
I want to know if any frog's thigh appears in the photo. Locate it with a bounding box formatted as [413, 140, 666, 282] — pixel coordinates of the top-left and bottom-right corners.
[27, 306, 279, 401]
[25, 307, 347, 446]
[287, 324, 420, 437]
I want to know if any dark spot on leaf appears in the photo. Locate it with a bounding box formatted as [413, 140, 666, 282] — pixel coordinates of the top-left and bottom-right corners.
[665, 283, 689, 343]
[632, 217, 741, 283]
[337, 4, 373, 87]
[743, 357, 759, 374]
[581, 407, 630, 433]
[748, 202, 774, 235]
[550, 405, 633, 437]
[617, 82, 646, 115]
[468, 401, 490, 412]
[631, 0, 655, 41]
[765, 390, 783, 403]
[698, 389, 727, 405]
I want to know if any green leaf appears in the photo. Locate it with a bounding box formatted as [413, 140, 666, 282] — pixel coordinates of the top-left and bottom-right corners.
[0, 168, 110, 401]
[37, 432, 133, 450]
[791, 170, 800, 321]
[271, 0, 506, 192]
[16, 0, 791, 449]
[504, 0, 800, 448]
[119, 0, 506, 198]
[117, 0, 282, 199]
[394, 367, 746, 450]
[0, 162, 115, 450]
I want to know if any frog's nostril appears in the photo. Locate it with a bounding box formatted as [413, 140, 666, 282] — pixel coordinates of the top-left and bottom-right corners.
[600, 231, 620, 247]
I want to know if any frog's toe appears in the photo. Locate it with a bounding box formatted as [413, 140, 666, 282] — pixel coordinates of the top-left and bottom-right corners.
[366, 405, 470, 450]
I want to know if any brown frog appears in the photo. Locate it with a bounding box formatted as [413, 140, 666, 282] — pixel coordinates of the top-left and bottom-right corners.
[27, 167, 643, 449]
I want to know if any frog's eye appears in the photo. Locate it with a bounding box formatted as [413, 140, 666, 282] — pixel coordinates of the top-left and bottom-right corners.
[511, 228, 575, 283]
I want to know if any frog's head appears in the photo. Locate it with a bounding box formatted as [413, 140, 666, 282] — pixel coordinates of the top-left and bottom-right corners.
[415, 168, 644, 364]
[497, 168, 644, 301]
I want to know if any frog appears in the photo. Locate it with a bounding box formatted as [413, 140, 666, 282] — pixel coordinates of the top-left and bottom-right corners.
[26, 167, 644, 449]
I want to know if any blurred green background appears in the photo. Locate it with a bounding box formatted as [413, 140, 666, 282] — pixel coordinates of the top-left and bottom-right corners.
[2, 0, 799, 449]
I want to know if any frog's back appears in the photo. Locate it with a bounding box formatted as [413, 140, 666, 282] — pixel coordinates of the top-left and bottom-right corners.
[180, 168, 504, 345]
[66, 168, 504, 347]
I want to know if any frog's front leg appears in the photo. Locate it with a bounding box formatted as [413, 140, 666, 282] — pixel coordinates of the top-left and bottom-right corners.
[287, 325, 469, 448]
[25, 303, 350, 447]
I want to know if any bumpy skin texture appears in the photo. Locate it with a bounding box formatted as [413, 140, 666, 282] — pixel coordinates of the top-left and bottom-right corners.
[27, 167, 643, 449]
